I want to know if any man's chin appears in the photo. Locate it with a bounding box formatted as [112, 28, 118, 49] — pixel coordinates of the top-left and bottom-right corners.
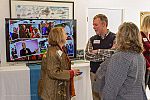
[95, 32, 99, 34]
[94, 31, 97, 33]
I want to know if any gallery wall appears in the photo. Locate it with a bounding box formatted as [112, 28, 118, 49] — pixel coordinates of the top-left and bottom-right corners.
[0, 0, 150, 65]
[88, 0, 150, 27]
[0, 0, 10, 66]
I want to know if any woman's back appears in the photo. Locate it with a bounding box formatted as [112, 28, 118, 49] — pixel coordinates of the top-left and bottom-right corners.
[103, 51, 147, 100]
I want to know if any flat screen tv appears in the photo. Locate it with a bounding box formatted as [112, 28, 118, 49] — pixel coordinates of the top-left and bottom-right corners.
[5, 18, 77, 62]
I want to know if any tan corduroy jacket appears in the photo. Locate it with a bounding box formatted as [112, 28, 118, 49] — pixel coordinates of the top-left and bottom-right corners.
[38, 45, 73, 100]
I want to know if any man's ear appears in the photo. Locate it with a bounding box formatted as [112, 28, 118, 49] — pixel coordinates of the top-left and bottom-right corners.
[102, 21, 106, 27]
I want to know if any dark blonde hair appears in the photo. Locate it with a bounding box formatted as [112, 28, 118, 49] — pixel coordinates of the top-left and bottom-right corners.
[141, 15, 150, 33]
[93, 14, 108, 27]
[116, 22, 143, 53]
[48, 27, 66, 45]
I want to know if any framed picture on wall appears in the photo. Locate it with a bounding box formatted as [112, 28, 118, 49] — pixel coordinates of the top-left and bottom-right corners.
[76, 49, 84, 60]
[10, 0, 74, 19]
[140, 12, 150, 28]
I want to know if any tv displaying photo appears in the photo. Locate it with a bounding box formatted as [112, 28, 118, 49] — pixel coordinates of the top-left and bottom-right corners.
[5, 18, 77, 62]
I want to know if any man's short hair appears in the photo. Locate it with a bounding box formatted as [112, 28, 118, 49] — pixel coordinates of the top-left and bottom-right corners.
[93, 14, 108, 27]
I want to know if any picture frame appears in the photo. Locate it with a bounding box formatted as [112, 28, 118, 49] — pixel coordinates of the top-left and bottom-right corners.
[76, 49, 84, 60]
[10, 0, 74, 19]
[140, 11, 150, 28]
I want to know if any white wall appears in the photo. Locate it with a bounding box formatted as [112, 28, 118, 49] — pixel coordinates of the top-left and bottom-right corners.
[74, 0, 88, 49]
[0, 0, 150, 65]
[0, 0, 10, 66]
[88, 0, 150, 27]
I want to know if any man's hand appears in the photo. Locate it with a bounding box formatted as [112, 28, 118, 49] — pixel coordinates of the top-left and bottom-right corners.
[89, 50, 97, 54]
[91, 50, 98, 54]
[111, 43, 116, 50]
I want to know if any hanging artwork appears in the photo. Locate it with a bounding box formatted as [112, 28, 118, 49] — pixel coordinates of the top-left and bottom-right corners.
[10, 0, 74, 19]
[140, 12, 150, 28]
[76, 49, 84, 60]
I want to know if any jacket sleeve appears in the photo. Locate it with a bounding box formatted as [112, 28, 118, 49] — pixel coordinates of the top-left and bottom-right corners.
[102, 54, 130, 100]
[46, 50, 72, 81]
[85, 39, 97, 61]
[143, 40, 150, 68]
[143, 41, 150, 51]
[146, 58, 150, 68]
[92, 59, 110, 93]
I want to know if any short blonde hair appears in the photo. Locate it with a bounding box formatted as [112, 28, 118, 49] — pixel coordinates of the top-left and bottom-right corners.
[48, 27, 66, 45]
[141, 15, 150, 33]
[116, 22, 143, 53]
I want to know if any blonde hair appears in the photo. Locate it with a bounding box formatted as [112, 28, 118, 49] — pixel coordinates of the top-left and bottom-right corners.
[93, 14, 108, 27]
[48, 27, 66, 45]
[116, 22, 143, 53]
[141, 15, 150, 33]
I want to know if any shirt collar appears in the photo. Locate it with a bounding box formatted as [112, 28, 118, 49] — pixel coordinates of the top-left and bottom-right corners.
[99, 29, 110, 39]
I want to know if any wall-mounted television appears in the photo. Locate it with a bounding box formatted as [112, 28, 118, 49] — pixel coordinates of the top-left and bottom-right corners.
[5, 18, 77, 62]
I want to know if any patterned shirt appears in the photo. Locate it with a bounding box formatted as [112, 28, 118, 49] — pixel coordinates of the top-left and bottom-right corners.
[85, 31, 116, 62]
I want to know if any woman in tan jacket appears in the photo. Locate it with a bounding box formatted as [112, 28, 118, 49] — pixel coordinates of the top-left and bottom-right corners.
[38, 27, 80, 100]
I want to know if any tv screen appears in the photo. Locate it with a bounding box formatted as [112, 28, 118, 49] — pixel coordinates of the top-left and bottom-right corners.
[5, 18, 77, 62]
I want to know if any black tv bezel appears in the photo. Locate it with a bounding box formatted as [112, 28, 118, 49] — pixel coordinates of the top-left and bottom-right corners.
[5, 18, 77, 62]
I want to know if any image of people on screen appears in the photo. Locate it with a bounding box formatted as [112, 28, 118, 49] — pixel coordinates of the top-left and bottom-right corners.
[41, 21, 54, 36]
[39, 38, 48, 54]
[19, 24, 28, 38]
[65, 41, 74, 57]
[20, 42, 38, 57]
[19, 24, 41, 38]
[31, 28, 41, 38]
[25, 28, 31, 38]
[62, 23, 73, 35]
[6, 19, 76, 61]
[11, 47, 18, 59]
[11, 27, 18, 40]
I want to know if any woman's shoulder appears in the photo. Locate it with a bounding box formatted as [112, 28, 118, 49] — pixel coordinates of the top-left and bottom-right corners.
[114, 51, 138, 55]
[113, 51, 143, 61]
[47, 46, 62, 56]
[47, 46, 60, 51]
